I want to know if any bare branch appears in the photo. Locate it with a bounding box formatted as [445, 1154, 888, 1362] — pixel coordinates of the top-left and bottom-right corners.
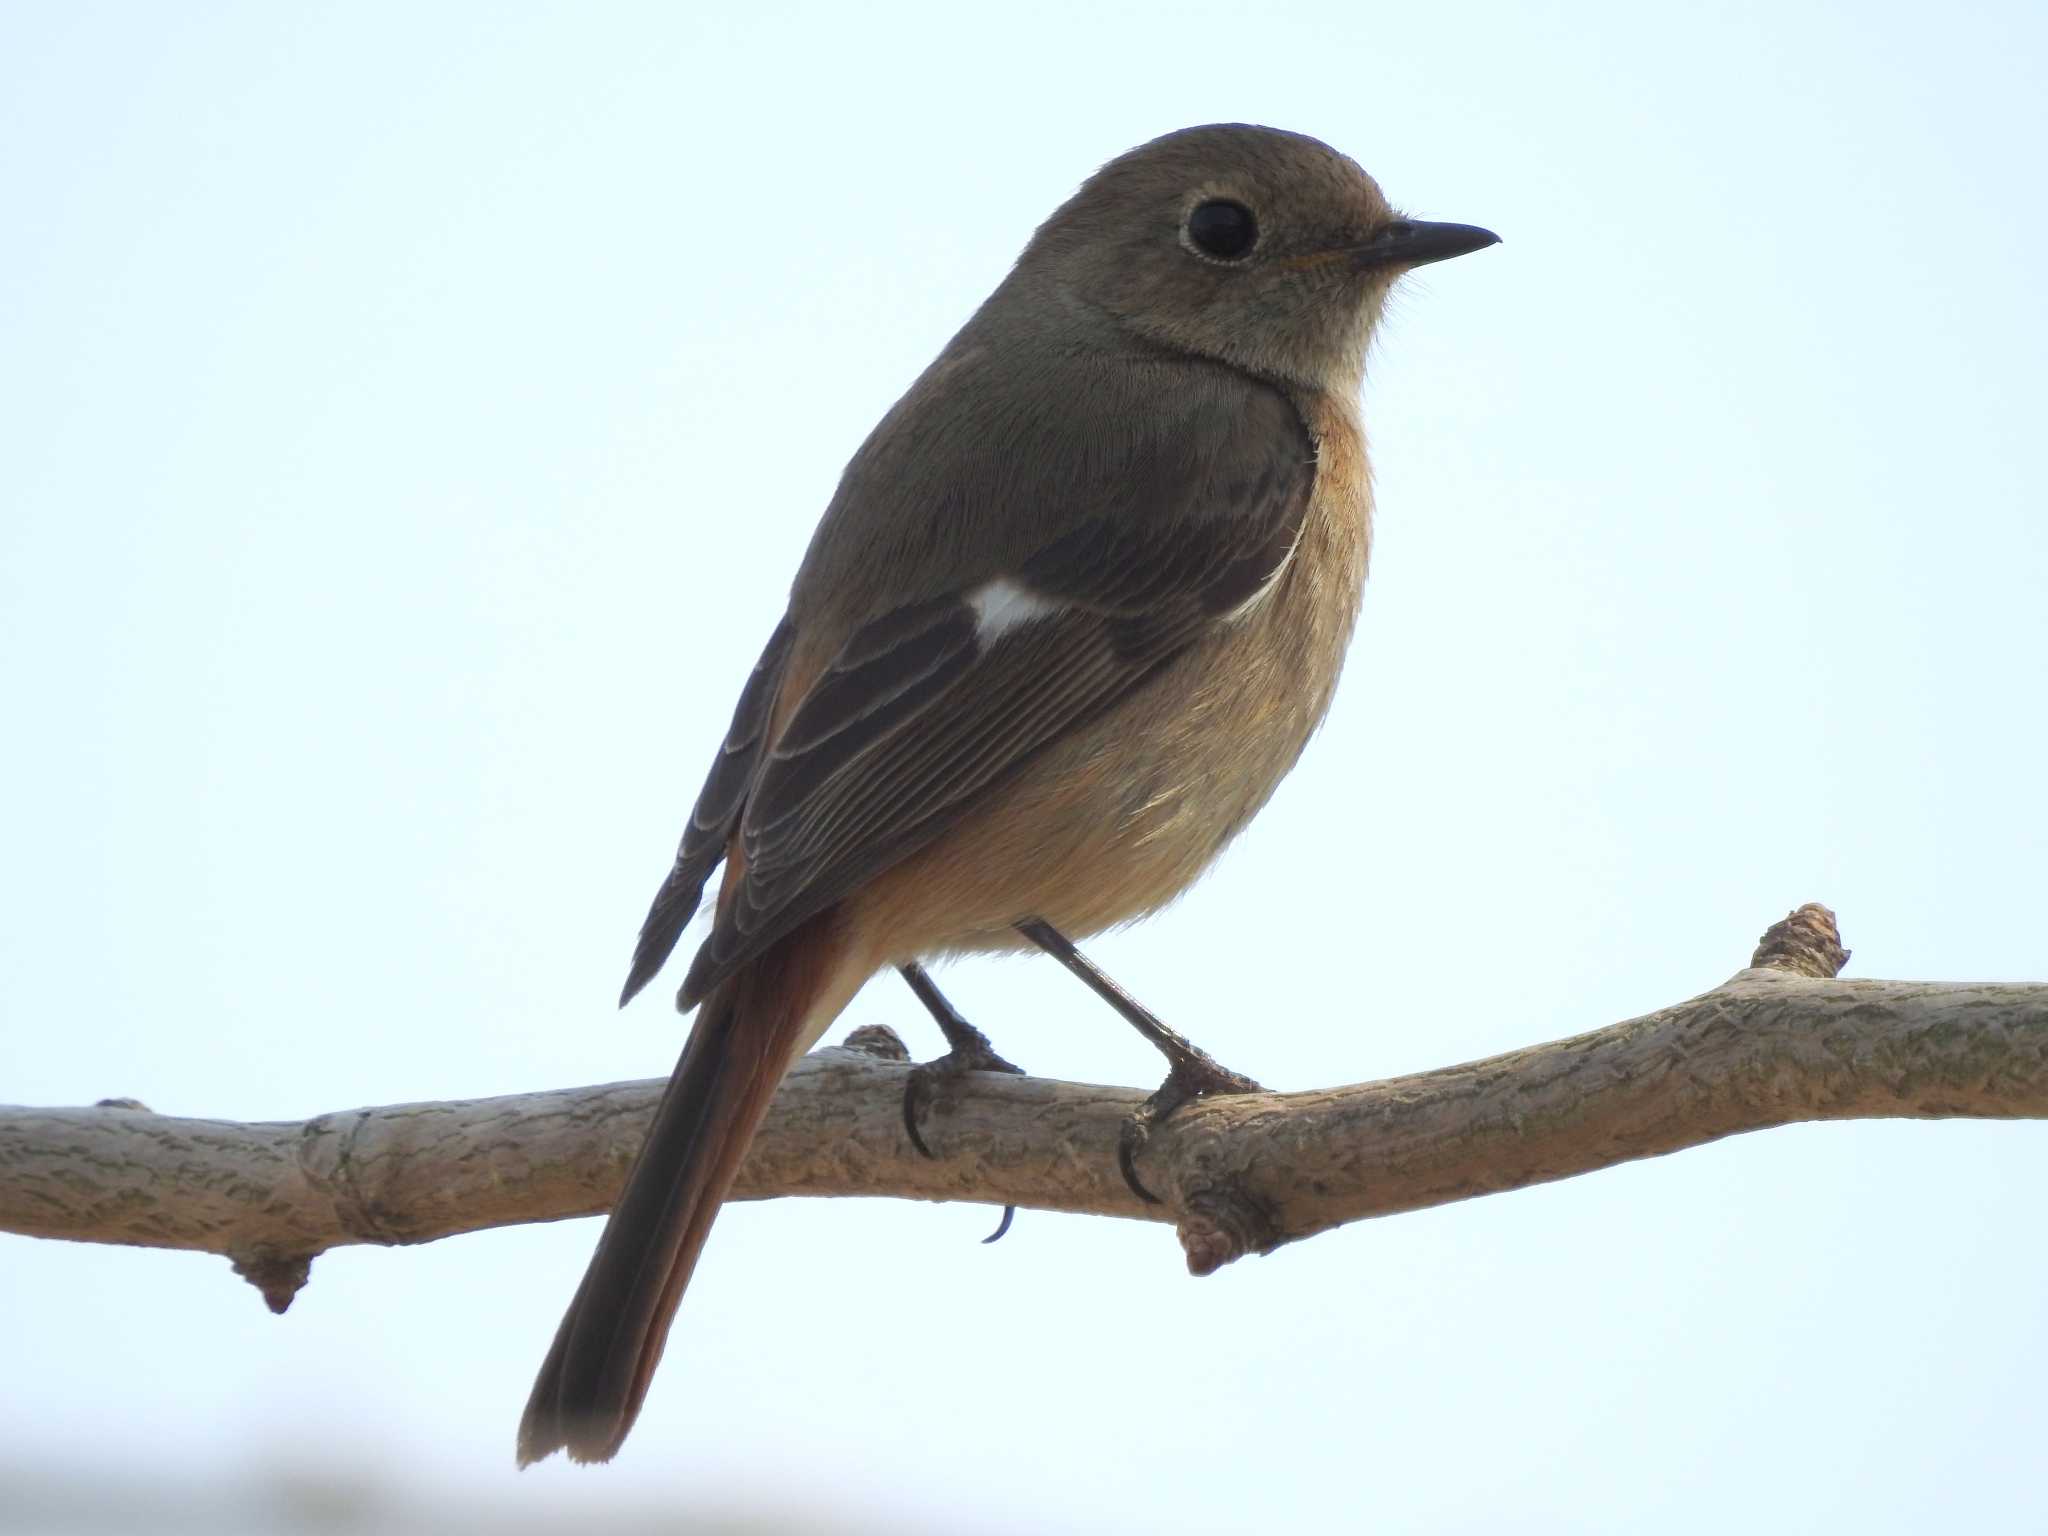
[3, 905, 2043, 1310]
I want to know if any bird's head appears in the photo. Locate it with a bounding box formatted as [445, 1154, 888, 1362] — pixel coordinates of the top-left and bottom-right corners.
[1020, 123, 1497, 390]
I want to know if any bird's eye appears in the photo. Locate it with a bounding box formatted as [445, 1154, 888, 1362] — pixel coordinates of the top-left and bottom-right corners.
[1185, 200, 1258, 261]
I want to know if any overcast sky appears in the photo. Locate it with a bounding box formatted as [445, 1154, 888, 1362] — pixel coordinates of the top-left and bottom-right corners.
[4, 3, 2045, 1532]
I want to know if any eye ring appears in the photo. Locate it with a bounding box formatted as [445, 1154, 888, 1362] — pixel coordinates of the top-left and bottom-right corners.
[1183, 199, 1259, 263]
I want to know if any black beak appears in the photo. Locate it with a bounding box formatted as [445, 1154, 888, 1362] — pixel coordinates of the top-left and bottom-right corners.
[1354, 219, 1500, 271]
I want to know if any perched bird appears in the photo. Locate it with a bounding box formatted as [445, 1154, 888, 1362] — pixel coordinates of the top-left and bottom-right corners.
[519, 123, 1496, 1466]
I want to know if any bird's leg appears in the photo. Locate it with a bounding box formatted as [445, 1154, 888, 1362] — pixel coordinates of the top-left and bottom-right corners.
[898, 962, 1025, 1242]
[899, 963, 1028, 1131]
[1014, 918, 1262, 1205]
[899, 962, 1026, 1157]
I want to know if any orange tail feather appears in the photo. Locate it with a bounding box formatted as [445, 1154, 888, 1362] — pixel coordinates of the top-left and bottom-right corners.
[519, 917, 841, 1465]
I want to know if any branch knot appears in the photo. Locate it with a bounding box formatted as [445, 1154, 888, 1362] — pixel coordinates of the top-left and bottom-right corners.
[1177, 1184, 1281, 1277]
[1751, 904, 1850, 979]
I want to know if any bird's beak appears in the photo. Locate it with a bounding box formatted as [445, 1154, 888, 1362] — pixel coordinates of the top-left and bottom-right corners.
[1353, 219, 1500, 271]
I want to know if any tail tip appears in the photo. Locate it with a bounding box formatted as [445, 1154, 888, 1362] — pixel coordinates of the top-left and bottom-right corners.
[516, 1411, 626, 1469]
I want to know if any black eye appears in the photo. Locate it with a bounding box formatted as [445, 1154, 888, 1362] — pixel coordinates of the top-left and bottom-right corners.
[1185, 199, 1258, 261]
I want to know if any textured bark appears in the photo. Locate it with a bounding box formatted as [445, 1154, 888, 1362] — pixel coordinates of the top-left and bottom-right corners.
[2, 905, 2043, 1309]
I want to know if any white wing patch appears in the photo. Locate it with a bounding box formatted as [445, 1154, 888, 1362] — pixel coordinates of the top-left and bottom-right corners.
[967, 576, 1063, 641]
[1223, 513, 1307, 624]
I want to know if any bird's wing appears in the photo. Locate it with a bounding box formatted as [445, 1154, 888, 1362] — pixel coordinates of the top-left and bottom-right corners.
[662, 377, 1315, 1007]
[618, 619, 795, 1005]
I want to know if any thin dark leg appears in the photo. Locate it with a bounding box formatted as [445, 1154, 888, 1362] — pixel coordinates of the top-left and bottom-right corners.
[897, 962, 1023, 1244]
[1014, 918, 1262, 1203]
[900, 962, 1013, 1066]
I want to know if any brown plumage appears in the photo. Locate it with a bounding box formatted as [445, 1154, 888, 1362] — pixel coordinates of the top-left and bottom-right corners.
[518, 123, 1496, 1466]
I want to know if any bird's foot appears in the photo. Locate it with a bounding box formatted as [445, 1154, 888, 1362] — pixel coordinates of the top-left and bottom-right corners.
[901, 1023, 1028, 1159]
[1118, 1044, 1263, 1206]
[897, 962, 1025, 1243]
[1008, 917, 1264, 1206]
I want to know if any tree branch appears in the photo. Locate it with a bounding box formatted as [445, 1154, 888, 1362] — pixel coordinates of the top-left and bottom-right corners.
[3, 905, 2043, 1311]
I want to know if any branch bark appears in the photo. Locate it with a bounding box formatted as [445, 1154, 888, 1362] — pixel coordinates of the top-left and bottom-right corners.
[3, 904, 2043, 1311]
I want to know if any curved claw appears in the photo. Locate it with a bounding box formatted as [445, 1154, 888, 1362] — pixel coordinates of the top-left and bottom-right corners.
[900, 1041, 1027, 1160]
[903, 1070, 940, 1160]
[1118, 1119, 1163, 1205]
[982, 1206, 1017, 1243]
[1117, 1058, 1266, 1205]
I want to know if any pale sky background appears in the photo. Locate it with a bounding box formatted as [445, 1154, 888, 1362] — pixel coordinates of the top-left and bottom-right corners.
[4, 2, 2045, 1532]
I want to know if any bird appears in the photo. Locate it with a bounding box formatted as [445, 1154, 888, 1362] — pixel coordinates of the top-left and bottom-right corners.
[518, 122, 1496, 1466]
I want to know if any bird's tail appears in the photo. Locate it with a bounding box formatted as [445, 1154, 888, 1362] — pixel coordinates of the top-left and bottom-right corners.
[518, 920, 840, 1465]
